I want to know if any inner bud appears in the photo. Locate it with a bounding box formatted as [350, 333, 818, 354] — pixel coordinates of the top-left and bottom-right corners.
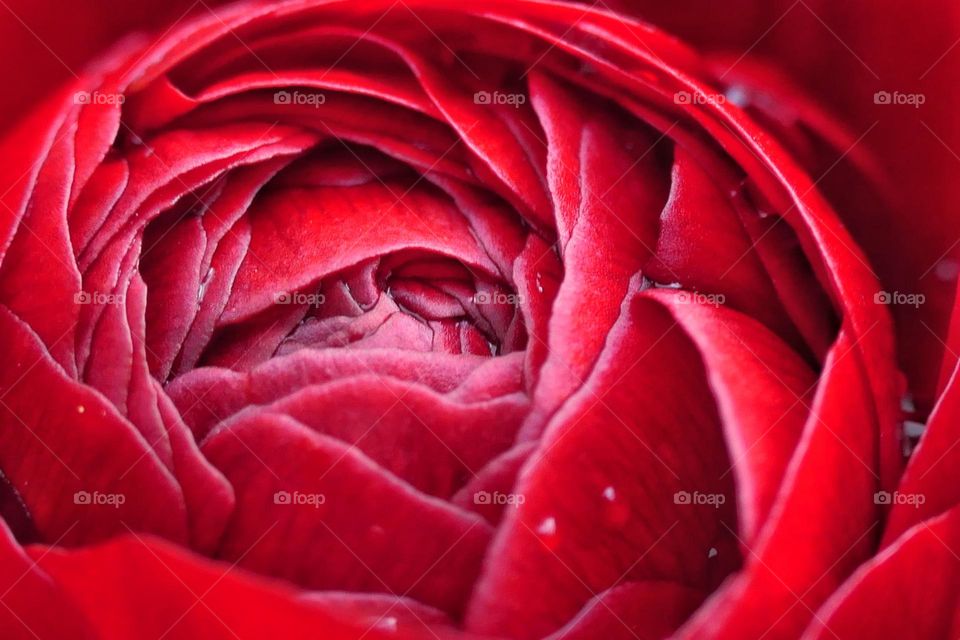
[142, 140, 529, 380]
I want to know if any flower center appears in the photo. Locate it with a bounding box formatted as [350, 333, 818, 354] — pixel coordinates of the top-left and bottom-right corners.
[140, 142, 531, 382]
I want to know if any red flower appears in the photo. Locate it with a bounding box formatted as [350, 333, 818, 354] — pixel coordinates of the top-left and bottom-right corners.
[0, 1, 953, 639]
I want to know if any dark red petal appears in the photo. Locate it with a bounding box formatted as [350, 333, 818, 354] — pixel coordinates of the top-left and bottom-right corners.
[31, 531, 476, 639]
[467, 296, 739, 638]
[644, 146, 812, 356]
[0, 305, 190, 545]
[140, 216, 208, 380]
[520, 73, 668, 437]
[202, 413, 492, 615]
[676, 330, 882, 639]
[884, 361, 960, 543]
[0, 111, 82, 376]
[451, 442, 536, 525]
[169, 348, 498, 436]
[211, 376, 527, 497]
[643, 289, 816, 544]
[82, 267, 234, 553]
[802, 505, 960, 640]
[222, 177, 498, 324]
[0, 521, 94, 639]
[545, 582, 704, 640]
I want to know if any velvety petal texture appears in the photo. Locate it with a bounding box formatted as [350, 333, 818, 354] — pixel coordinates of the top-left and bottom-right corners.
[0, 0, 934, 638]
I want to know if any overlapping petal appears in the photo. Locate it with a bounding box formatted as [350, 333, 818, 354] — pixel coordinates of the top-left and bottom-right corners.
[0, 1, 918, 638]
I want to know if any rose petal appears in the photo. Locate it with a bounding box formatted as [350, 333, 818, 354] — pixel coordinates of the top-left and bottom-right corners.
[467, 295, 740, 638]
[31, 530, 475, 639]
[801, 504, 960, 640]
[203, 412, 492, 615]
[210, 375, 527, 497]
[676, 329, 882, 639]
[0, 305, 188, 545]
[519, 72, 669, 438]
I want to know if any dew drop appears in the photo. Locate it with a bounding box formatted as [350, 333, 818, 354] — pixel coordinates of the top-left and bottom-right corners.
[537, 516, 556, 536]
[536, 516, 559, 550]
[198, 268, 215, 302]
[904, 420, 926, 438]
[936, 259, 959, 282]
[535, 272, 544, 294]
[708, 547, 718, 559]
[901, 394, 916, 414]
[601, 486, 630, 527]
[725, 86, 749, 108]
[76, 405, 85, 414]
[376, 617, 398, 633]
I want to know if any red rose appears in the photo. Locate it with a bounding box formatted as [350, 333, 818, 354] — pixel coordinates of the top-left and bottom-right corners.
[0, 1, 952, 639]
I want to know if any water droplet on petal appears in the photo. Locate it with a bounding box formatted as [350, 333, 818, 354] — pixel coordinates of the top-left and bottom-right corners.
[198, 268, 215, 302]
[535, 516, 559, 550]
[601, 486, 630, 527]
[725, 86, 749, 108]
[535, 272, 544, 294]
[708, 547, 718, 559]
[376, 617, 398, 632]
[537, 516, 556, 536]
[904, 420, 926, 438]
[936, 259, 959, 282]
[901, 394, 916, 413]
